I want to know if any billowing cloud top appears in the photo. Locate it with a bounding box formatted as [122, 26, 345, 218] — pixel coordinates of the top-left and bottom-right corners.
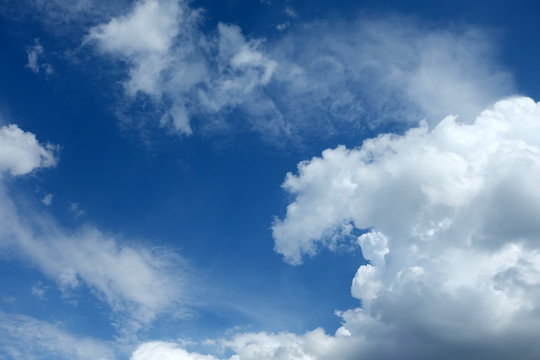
[116, 96, 540, 359]
[267, 96, 540, 359]
[132, 97, 540, 359]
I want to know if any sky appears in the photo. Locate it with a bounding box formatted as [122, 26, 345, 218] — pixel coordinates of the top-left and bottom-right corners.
[1, 0, 540, 359]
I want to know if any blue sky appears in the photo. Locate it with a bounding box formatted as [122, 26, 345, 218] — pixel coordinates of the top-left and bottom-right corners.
[2, 1, 540, 359]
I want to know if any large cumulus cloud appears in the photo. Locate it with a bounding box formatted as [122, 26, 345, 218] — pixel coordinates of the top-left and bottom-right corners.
[133, 97, 540, 359]
[271, 96, 540, 358]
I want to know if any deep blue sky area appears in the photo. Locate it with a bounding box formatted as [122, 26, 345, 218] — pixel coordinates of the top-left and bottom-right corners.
[2, 0, 540, 359]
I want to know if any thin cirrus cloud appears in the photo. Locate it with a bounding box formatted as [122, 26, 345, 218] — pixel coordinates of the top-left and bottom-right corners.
[0, 123, 189, 335]
[83, 0, 513, 143]
[130, 97, 540, 359]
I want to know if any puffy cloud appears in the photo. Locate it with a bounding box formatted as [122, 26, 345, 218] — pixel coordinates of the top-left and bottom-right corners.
[0, 124, 56, 175]
[131, 97, 540, 359]
[85, 0, 183, 97]
[85, 1, 513, 142]
[0, 123, 188, 333]
[0, 311, 114, 360]
[266, 96, 540, 358]
[85, 0, 280, 136]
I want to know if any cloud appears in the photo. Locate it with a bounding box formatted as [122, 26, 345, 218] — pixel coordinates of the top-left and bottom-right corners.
[1, 0, 132, 35]
[131, 342, 217, 360]
[85, 0, 184, 98]
[84, 1, 513, 143]
[267, 18, 513, 135]
[267, 96, 540, 358]
[128, 97, 540, 359]
[0, 311, 114, 360]
[25, 39, 53, 75]
[0, 123, 189, 334]
[30, 282, 47, 299]
[68, 201, 85, 216]
[85, 0, 282, 137]
[41, 193, 53, 206]
[0, 124, 57, 175]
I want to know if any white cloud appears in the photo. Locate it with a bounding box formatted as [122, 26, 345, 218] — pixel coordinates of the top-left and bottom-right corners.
[68, 201, 85, 216]
[284, 6, 297, 18]
[25, 40, 42, 73]
[31, 282, 47, 299]
[26, 39, 53, 75]
[266, 96, 540, 358]
[0, 311, 115, 360]
[85, 0, 183, 97]
[0, 124, 56, 176]
[268, 19, 513, 133]
[3, 0, 132, 35]
[85, 0, 282, 137]
[0, 123, 189, 334]
[129, 328, 359, 360]
[129, 96, 540, 359]
[85, 3, 513, 142]
[131, 342, 217, 360]
[42, 193, 53, 206]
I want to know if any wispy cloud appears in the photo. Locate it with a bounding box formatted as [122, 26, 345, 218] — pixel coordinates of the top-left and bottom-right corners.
[82, 1, 513, 145]
[0, 123, 190, 337]
[0, 311, 115, 360]
[25, 39, 53, 75]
